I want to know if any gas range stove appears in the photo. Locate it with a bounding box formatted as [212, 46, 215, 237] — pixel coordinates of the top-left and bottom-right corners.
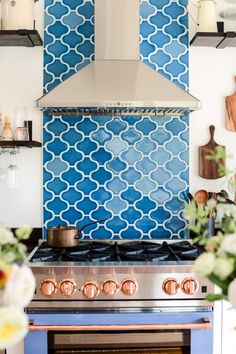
[26, 240, 213, 309]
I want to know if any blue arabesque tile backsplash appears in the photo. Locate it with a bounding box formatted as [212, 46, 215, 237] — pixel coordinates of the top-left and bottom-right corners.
[43, 0, 189, 239]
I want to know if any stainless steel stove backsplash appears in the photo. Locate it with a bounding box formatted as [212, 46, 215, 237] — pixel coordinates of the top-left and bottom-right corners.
[43, 0, 190, 240]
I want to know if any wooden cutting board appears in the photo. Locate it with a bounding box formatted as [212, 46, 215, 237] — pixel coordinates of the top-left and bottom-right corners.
[199, 125, 226, 179]
[226, 78, 236, 131]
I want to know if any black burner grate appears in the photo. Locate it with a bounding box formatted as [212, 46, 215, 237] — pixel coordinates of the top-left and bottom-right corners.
[29, 241, 201, 263]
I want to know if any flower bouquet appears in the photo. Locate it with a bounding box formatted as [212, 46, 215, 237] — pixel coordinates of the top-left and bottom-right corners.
[185, 201, 236, 306]
[0, 226, 35, 350]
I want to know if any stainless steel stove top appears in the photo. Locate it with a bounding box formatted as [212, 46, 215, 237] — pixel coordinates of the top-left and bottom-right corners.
[28, 240, 201, 265]
[26, 240, 213, 309]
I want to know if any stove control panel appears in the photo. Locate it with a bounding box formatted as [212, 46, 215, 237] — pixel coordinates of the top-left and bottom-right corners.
[37, 274, 202, 300]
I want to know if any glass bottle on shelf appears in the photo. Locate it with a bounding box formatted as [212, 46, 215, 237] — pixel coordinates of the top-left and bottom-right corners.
[14, 107, 29, 141]
[1, 116, 13, 141]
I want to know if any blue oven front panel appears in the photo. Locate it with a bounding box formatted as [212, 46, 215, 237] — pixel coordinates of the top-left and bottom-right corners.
[25, 310, 213, 354]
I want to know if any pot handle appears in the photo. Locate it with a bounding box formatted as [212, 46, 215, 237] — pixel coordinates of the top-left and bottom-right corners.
[74, 218, 109, 239]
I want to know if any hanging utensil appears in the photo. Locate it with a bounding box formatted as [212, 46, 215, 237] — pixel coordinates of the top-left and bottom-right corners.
[219, 189, 229, 199]
[187, 192, 194, 201]
[194, 189, 209, 205]
[208, 192, 217, 200]
[199, 125, 226, 179]
[226, 77, 236, 132]
[216, 189, 235, 205]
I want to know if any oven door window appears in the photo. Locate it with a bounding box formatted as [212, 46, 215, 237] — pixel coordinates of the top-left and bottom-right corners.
[48, 330, 190, 354]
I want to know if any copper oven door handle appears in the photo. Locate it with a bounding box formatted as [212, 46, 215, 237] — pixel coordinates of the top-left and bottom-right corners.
[29, 317, 211, 331]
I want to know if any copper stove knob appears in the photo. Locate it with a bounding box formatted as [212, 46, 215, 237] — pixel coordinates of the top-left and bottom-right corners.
[40, 279, 57, 297]
[81, 281, 99, 299]
[121, 279, 138, 296]
[162, 278, 179, 295]
[59, 279, 76, 297]
[181, 278, 199, 295]
[102, 280, 119, 296]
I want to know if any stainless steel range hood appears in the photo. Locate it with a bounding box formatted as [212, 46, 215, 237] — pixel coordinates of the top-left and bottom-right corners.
[36, 0, 200, 116]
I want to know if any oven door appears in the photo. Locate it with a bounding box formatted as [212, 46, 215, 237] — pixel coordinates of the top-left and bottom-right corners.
[24, 310, 213, 354]
[49, 330, 189, 354]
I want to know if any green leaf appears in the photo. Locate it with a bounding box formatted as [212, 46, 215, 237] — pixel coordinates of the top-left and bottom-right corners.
[192, 236, 202, 244]
[205, 293, 226, 302]
[208, 274, 228, 295]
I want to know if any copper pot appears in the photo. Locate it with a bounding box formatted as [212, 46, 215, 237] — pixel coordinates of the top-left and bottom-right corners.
[47, 219, 108, 248]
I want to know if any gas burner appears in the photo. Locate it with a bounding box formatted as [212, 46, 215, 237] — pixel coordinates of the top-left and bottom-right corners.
[90, 242, 115, 252]
[29, 240, 201, 264]
[119, 241, 144, 250]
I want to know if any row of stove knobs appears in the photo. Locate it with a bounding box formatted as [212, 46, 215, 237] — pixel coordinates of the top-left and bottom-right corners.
[40, 278, 138, 299]
[40, 277, 199, 298]
[163, 278, 199, 295]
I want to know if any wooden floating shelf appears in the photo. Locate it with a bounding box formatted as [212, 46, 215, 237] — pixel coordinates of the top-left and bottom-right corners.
[190, 31, 236, 49]
[0, 30, 43, 47]
[0, 140, 42, 148]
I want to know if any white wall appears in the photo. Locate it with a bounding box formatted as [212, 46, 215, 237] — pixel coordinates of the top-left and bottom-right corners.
[0, 1, 43, 227]
[189, 47, 236, 197]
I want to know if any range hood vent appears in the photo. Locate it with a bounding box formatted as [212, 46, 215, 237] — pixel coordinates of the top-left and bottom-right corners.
[48, 107, 188, 117]
[36, 0, 200, 115]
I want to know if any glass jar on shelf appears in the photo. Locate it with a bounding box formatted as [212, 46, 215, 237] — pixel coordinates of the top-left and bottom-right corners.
[1, 116, 13, 141]
[1, 0, 35, 30]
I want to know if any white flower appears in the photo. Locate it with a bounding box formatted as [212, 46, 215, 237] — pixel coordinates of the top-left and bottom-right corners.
[206, 236, 221, 253]
[205, 199, 217, 216]
[218, 204, 236, 218]
[2, 264, 35, 307]
[228, 278, 236, 309]
[207, 198, 217, 209]
[213, 257, 234, 280]
[1, 251, 16, 264]
[0, 306, 28, 350]
[15, 225, 32, 240]
[221, 234, 236, 255]
[0, 227, 16, 245]
[193, 252, 216, 276]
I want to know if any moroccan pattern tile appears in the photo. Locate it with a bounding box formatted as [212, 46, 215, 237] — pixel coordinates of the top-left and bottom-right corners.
[43, 0, 189, 239]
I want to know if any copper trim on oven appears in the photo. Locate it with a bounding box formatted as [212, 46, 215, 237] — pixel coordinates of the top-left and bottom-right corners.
[29, 317, 211, 331]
